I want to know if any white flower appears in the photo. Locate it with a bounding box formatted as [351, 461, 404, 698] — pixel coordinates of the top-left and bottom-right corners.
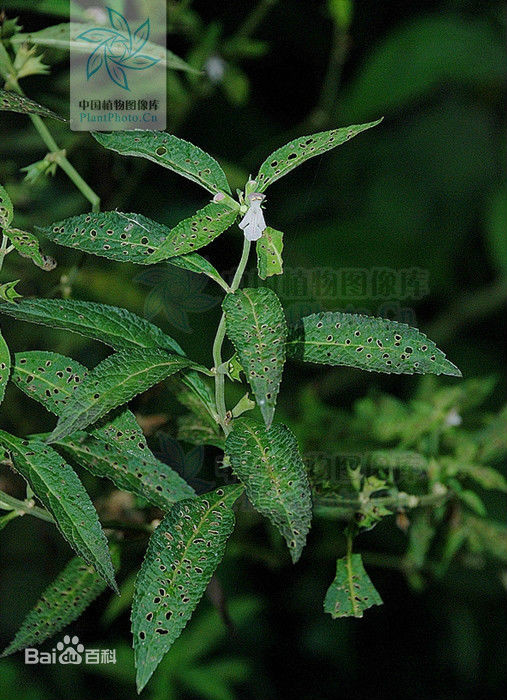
[239, 193, 266, 241]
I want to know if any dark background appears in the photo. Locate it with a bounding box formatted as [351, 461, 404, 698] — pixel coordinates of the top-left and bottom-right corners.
[0, 1, 506, 699]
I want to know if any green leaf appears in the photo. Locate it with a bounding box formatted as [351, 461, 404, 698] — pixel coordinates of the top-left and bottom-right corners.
[11, 22, 196, 73]
[145, 202, 238, 263]
[132, 485, 244, 692]
[0, 328, 10, 405]
[441, 457, 507, 493]
[1, 548, 120, 657]
[0, 183, 14, 229]
[5, 228, 56, 271]
[167, 253, 228, 290]
[0, 88, 65, 120]
[0, 280, 23, 303]
[256, 227, 284, 280]
[324, 553, 382, 618]
[254, 120, 381, 192]
[223, 288, 287, 427]
[226, 418, 312, 562]
[287, 311, 461, 376]
[0, 298, 183, 355]
[48, 349, 196, 443]
[0, 430, 117, 591]
[11, 351, 195, 508]
[93, 131, 231, 194]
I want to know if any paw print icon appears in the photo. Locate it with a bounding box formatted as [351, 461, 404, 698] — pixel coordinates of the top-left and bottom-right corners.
[57, 635, 84, 664]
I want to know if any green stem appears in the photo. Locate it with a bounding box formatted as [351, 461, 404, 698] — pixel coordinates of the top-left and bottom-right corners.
[0, 233, 10, 273]
[313, 489, 449, 520]
[0, 490, 55, 523]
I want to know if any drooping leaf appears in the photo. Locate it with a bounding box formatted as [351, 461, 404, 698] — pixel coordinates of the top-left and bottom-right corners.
[256, 227, 284, 280]
[0, 298, 184, 355]
[48, 349, 197, 443]
[93, 131, 231, 194]
[0, 328, 10, 405]
[0, 88, 65, 120]
[11, 352, 195, 508]
[324, 553, 382, 618]
[225, 418, 312, 562]
[1, 548, 120, 657]
[287, 311, 461, 376]
[223, 288, 287, 427]
[132, 485, 244, 692]
[146, 202, 238, 263]
[254, 120, 382, 192]
[167, 253, 227, 290]
[0, 430, 117, 591]
[0, 183, 14, 228]
[5, 228, 56, 270]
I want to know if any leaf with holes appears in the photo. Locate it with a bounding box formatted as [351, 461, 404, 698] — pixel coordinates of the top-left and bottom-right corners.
[324, 553, 382, 618]
[225, 418, 312, 562]
[0, 430, 117, 591]
[0, 183, 14, 228]
[1, 548, 120, 657]
[11, 352, 195, 508]
[93, 131, 231, 194]
[286, 311, 461, 376]
[0, 329, 10, 405]
[132, 485, 244, 692]
[48, 350, 201, 443]
[254, 120, 381, 192]
[223, 288, 287, 428]
[0, 88, 65, 120]
[256, 227, 284, 279]
[5, 228, 56, 270]
[0, 298, 184, 354]
[38, 211, 174, 264]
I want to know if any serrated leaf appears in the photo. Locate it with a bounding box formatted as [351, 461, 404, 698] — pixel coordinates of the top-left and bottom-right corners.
[0, 430, 117, 591]
[146, 202, 238, 263]
[254, 120, 382, 192]
[11, 351, 195, 508]
[0, 297, 183, 355]
[223, 288, 287, 427]
[1, 548, 120, 657]
[256, 227, 283, 280]
[0, 183, 14, 228]
[324, 553, 382, 618]
[0, 88, 65, 120]
[225, 418, 312, 562]
[93, 131, 231, 194]
[48, 349, 197, 443]
[287, 311, 461, 376]
[0, 328, 10, 405]
[5, 228, 56, 270]
[132, 485, 244, 692]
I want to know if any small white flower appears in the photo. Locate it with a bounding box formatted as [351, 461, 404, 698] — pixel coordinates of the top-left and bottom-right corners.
[239, 193, 266, 241]
[445, 408, 462, 427]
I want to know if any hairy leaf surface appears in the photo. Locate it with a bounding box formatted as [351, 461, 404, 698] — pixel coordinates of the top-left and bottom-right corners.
[93, 131, 231, 194]
[0, 183, 14, 228]
[1, 549, 120, 657]
[132, 485, 243, 692]
[0, 430, 116, 590]
[324, 553, 382, 618]
[226, 418, 312, 562]
[0, 88, 65, 120]
[5, 228, 56, 270]
[287, 311, 461, 376]
[223, 288, 287, 427]
[254, 120, 381, 192]
[256, 227, 284, 279]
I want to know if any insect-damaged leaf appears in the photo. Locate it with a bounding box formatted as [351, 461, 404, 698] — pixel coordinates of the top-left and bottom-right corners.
[0, 183, 14, 229]
[0, 88, 65, 120]
[225, 418, 312, 562]
[1, 548, 120, 657]
[324, 553, 382, 618]
[132, 485, 243, 692]
[256, 227, 283, 279]
[93, 130, 231, 194]
[0, 328, 10, 405]
[254, 119, 382, 192]
[11, 351, 194, 508]
[286, 311, 461, 376]
[5, 228, 56, 270]
[0, 430, 117, 591]
[223, 288, 287, 428]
